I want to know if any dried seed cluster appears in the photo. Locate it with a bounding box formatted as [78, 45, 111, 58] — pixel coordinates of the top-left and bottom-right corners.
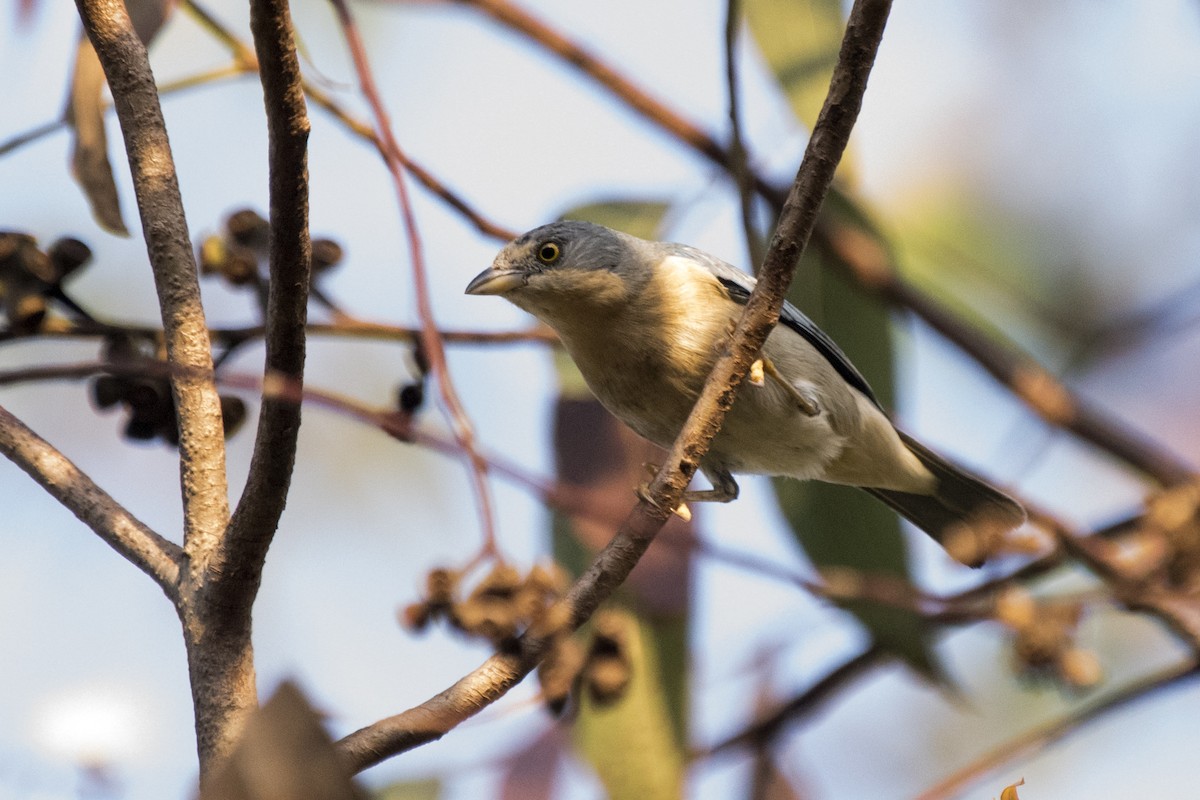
[1108, 483, 1200, 592]
[402, 562, 633, 711]
[994, 586, 1101, 689]
[198, 208, 344, 288]
[91, 334, 246, 446]
[0, 232, 92, 334]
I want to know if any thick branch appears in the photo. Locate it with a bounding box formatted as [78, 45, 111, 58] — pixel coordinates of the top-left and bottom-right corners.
[214, 0, 311, 603]
[74, 0, 230, 553]
[336, 0, 893, 772]
[0, 405, 182, 600]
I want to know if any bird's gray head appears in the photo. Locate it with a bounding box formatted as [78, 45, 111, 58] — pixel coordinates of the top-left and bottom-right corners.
[465, 221, 650, 317]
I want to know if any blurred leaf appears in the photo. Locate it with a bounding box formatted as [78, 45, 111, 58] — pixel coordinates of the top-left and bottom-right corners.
[561, 200, 670, 240]
[772, 242, 942, 677]
[743, 0, 844, 130]
[551, 398, 691, 744]
[67, 38, 129, 236]
[373, 778, 441, 800]
[573, 610, 686, 800]
[200, 681, 365, 800]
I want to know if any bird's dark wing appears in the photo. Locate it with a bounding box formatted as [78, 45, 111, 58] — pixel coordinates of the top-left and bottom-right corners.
[666, 244, 881, 407]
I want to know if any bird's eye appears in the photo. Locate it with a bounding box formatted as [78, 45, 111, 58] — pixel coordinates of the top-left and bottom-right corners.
[536, 242, 561, 264]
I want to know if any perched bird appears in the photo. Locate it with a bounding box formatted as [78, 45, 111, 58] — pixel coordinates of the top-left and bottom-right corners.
[466, 221, 1025, 566]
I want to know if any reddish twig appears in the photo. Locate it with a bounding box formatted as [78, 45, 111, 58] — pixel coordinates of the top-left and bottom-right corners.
[328, 0, 499, 557]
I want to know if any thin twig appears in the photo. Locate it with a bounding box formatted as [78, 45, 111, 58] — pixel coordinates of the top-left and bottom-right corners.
[74, 0, 231, 555]
[699, 646, 887, 757]
[0, 404, 183, 600]
[328, 0, 500, 556]
[334, 0, 893, 771]
[1, 318, 556, 347]
[914, 658, 1200, 800]
[182, 0, 517, 241]
[724, 0, 765, 269]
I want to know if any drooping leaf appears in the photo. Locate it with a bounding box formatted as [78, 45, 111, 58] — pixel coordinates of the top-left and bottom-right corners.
[772, 239, 943, 677]
[743, 0, 845, 130]
[67, 38, 129, 236]
[65, 0, 174, 237]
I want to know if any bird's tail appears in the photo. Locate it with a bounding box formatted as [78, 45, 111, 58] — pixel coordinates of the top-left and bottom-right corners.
[865, 431, 1026, 568]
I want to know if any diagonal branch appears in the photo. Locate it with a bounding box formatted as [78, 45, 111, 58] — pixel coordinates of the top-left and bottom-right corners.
[213, 0, 312, 604]
[74, 0, 230, 554]
[335, 0, 894, 772]
[461, 0, 1194, 488]
[914, 658, 1200, 800]
[0, 405, 182, 601]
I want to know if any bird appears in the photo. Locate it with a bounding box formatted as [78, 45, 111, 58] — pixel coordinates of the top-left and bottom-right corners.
[466, 220, 1025, 566]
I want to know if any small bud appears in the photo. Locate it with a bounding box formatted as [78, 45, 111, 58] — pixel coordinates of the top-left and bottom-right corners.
[123, 411, 160, 442]
[585, 656, 631, 705]
[584, 611, 632, 705]
[220, 395, 248, 438]
[225, 208, 269, 249]
[424, 568, 459, 608]
[311, 238, 344, 273]
[537, 637, 585, 715]
[1059, 647, 1103, 688]
[399, 602, 432, 632]
[994, 587, 1036, 630]
[397, 382, 424, 414]
[47, 237, 92, 281]
[91, 375, 128, 409]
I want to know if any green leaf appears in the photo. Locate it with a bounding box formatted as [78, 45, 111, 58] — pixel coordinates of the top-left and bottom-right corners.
[743, 0, 845, 129]
[772, 243, 942, 677]
[560, 200, 671, 241]
[573, 611, 687, 800]
[373, 778, 441, 800]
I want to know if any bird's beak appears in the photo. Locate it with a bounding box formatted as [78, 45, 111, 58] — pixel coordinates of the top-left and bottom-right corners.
[465, 266, 526, 295]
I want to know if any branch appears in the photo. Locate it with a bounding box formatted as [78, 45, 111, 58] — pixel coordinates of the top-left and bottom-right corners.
[914, 658, 1200, 800]
[0, 404, 182, 600]
[699, 646, 887, 758]
[462, 0, 1195, 488]
[335, 0, 894, 771]
[213, 0, 311, 602]
[74, 0, 230, 552]
[724, 0, 765, 269]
